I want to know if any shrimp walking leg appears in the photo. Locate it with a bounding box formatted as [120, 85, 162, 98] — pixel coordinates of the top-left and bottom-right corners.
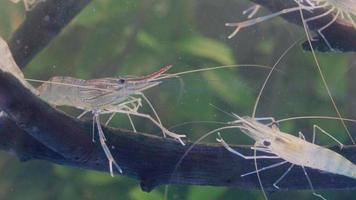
[273, 164, 295, 189]
[313, 125, 344, 148]
[316, 10, 341, 51]
[77, 110, 89, 119]
[304, 7, 335, 23]
[105, 113, 116, 126]
[302, 166, 326, 200]
[101, 109, 186, 145]
[138, 93, 166, 137]
[243, 5, 261, 19]
[241, 161, 288, 177]
[225, 5, 316, 39]
[104, 112, 137, 132]
[94, 111, 122, 176]
[126, 114, 137, 132]
[299, 132, 326, 200]
[92, 115, 97, 142]
[216, 133, 280, 159]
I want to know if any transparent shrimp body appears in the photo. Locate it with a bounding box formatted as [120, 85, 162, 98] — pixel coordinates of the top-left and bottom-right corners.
[240, 117, 356, 178]
[217, 114, 356, 199]
[37, 66, 186, 176]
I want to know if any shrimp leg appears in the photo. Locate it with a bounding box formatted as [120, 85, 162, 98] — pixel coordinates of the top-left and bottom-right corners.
[316, 10, 341, 51]
[299, 132, 326, 200]
[241, 161, 288, 177]
[216, 133, 280, 159]
[302, 166, 326, 200]
[257, 132, 300, 190]
[313, 124, 344, 148]
[105, 113, 116, 126]
[243, 5, 261, 19]
[137, 93, 166, 137]
[104, 112, 137, 132]
[77, 110, 89, 119]
[94, 111, 122, 176]
[273, 164, 295, 189]
[101, 109, 186, 145]
[225, 5, 316, 39]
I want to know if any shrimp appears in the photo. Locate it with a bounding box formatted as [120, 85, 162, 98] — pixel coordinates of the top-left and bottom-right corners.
[28, 64, 273, 176]
[215, 114, 356, 200]
[9, 0, 45, 11]
[164, 114, 356, 200]
[34, 65, 186, 176]
[226, 0, 356, 51]
[165, 40, 355, 199]
[0, 36, 39, 95]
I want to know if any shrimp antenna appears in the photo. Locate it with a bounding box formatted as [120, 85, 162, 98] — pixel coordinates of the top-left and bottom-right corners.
[250, 38, 301, 200]
[168, 120, 229, 130]
[252, 38, 301, 118]
[154, 64, 274, 81]
[299, 8, 356, 145]
[208, 103, 236, 119]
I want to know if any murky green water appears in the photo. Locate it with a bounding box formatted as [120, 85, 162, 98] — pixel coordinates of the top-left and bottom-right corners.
[0, 0, 355, 199]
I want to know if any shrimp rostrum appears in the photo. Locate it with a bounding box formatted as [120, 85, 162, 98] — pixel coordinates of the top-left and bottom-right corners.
[216, 114, 356, 200]
[36, 65, 186, 176]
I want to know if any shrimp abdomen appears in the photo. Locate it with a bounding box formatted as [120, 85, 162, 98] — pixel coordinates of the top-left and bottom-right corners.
[38, 76, 87, 109]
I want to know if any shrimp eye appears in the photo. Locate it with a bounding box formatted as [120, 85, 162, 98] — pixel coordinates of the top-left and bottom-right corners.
[118, 79, 125, 84]
[263, 140, 271, 146]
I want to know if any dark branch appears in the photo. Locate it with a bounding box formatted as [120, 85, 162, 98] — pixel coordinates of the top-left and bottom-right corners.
[0, 70, 355, 192]
[249, 0, 356, 52]
[8, 0, 92, 69]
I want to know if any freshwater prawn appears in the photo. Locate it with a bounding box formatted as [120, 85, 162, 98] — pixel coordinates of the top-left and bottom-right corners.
[226, 0, 356, 51]
[166, 112, 356, 200]
[33, 65, 186, 176]
[216, 114, 356, 200]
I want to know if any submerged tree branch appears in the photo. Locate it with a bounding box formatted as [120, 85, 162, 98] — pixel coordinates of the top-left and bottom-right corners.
[249, 0, 356, 52]
[9, 0, 92, 69]
[0, 70, 355, 192]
